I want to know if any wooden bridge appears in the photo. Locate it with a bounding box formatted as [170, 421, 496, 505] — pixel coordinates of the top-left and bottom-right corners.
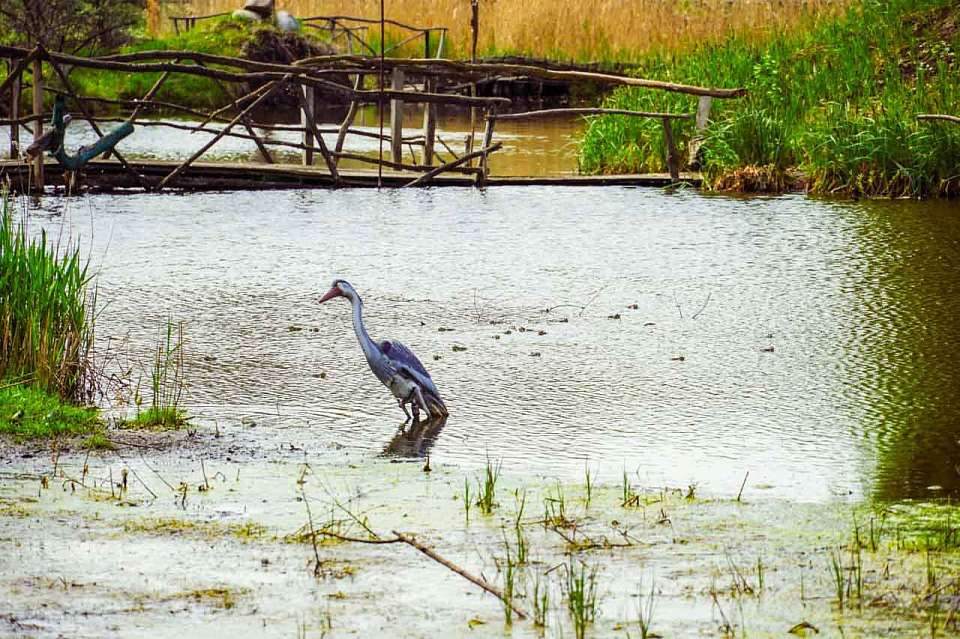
[0, 42, 744, 194]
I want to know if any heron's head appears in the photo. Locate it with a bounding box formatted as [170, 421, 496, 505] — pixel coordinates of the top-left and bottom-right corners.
[318, 279, 356, 304]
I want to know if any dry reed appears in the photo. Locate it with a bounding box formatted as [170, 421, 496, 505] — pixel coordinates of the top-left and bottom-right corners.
[160, 0, 847, 62]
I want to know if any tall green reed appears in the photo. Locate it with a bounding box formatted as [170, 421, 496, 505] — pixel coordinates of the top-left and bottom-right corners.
[0, 192, 94, 400]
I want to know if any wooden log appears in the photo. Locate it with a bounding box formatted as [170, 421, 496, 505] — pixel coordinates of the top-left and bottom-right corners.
[332, 150, 477, 174]
[1, 44, 740, 100]
[9, 66, 20, 158]
[390, 68, 404, 165]
[30, 57, 43, 190]
[492, 108, 692, 121]
[403, 142, 501, 188]
[158, 76, 289, 191]
[917, 113, 960, 125]
[302, 85, 315, 166]
[294, 85, 340, 183]
[46, 57, 151, 189]
[421, 78, 436, 165]
[661, 116, 679, 181]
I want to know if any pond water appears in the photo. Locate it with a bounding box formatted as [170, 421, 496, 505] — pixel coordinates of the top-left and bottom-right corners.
[1, 109, 584, 177]
[23, 186, 960, 503]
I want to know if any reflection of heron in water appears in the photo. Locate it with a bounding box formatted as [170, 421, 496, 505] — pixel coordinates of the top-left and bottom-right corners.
[317, 279, 448, 422]
[382, 417, 447, 459]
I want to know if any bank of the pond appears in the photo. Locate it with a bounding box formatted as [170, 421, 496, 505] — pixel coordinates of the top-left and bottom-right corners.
[2, 453, 959, 637]
[580, 0, 960, 198]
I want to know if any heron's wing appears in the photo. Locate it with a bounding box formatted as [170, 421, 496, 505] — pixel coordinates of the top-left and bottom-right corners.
[380, 339, 442, 397]
[380, 340, 431, 378]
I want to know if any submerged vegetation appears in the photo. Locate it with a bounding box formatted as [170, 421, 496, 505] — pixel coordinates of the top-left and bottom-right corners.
[581, 0, 960, 197]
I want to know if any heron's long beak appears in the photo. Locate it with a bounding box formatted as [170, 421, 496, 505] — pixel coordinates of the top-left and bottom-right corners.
[317, 287, 343, 304]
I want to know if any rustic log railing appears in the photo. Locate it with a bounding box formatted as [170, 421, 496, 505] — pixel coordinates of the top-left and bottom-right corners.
[917, 113, 960, 125]
[0, 44, 744, 193]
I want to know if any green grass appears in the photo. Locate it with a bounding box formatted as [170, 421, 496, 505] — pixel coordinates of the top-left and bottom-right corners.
[120, 406, 187, 430]
[579, 0, 960, 198]
[0, 382, 100, 438]
[70, 17, 278, 112]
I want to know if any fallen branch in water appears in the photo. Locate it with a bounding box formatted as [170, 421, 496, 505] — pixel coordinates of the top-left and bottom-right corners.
[297, 480, 527, 619]
[392, 530, 528, 620]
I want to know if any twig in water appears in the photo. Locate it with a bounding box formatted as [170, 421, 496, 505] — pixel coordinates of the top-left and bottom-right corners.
[578, 282, 612, 318]
[737, 471, 750, 502]
[691, 291, 712, 320]
[392, 530, 528, 620]
[673, 293, 683, 320]
[300, 485, 324, 576]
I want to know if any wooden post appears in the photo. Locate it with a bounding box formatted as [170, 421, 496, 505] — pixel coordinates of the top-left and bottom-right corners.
[30, 57, 43, 190]
[9, 65, 20, 159]
[436, 30, 446, 58]
[477, 109, 496, 185]
[421, 78, 436, 165]
[424, 30, 431, 58]
[390, 67, 404, 165]
[147, 0, 160, 36]
[302, 85, 315, 166]
[661, 116, 679, 181]
[687, 95, 712, 170]
[468, 0, 479, 166]
[335, 74, 363, 164]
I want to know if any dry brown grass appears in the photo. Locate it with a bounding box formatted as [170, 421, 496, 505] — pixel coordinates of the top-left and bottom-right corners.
[162, 0, 847, 61]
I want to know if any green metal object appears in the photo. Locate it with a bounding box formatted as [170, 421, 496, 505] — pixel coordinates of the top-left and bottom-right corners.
[48, 96, 134, 171]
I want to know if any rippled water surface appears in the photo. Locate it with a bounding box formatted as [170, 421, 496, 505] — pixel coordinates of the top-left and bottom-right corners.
[25, 188, 960, 502]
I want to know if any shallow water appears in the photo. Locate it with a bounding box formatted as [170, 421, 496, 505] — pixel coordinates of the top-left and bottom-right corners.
[20, 187, 960, 502]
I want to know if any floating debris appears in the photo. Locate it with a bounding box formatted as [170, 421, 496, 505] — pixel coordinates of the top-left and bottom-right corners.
[492, 335, 501, 340]
[452, 345, 467, 352]
[529, 352, 541, 357]
[203, 355, 217, 362]
[240, 417, 257, 427]
[537, 330, 547, 336]
[644, 322, 656, 327]
[608, 313, 622, 320]
[287, 326, 302, 332]
[433, 355, 442, 360]
[760, 346, 775, 353]
[627, 303, 639, 310]
[671, 355, 685, 362]
[438, 327, 454, 332]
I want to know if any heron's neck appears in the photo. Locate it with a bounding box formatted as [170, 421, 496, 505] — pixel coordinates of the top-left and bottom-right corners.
[347, 293, 379, 361]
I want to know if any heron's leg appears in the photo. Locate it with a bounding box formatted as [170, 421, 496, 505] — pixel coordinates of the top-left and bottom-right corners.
[412, 386, 429, 423]
[397, 398, 412, 422]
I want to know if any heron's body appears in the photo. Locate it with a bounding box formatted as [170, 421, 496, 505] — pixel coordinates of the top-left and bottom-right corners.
[319, 280, 448, 421]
